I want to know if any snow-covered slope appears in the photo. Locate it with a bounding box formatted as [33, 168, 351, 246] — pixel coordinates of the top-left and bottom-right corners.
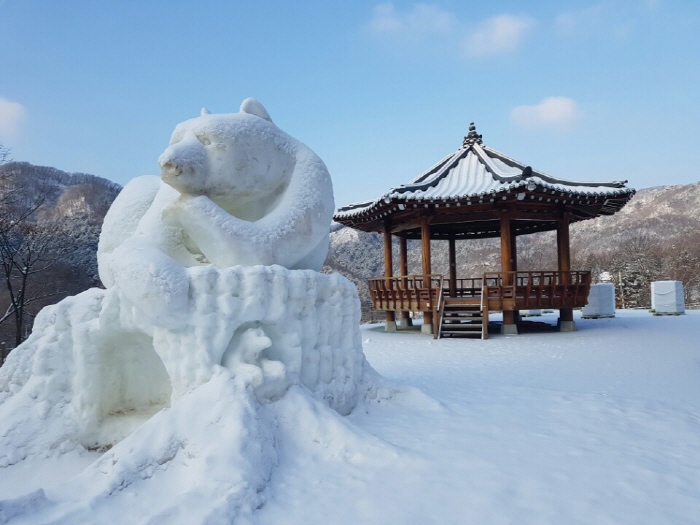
[570, 182, 700, 252]
[2, 310, 699, 524]
[0, 162, 121, 223]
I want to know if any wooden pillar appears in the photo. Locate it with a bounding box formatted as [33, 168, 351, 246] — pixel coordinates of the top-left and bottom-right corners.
[557, 215, 571, 275]
[383, 221, 396, 331]
[500, 213, 513, 275]
[500, 212, 517, 332]
[398, 236, 412, 327]
[510, 226, 519, 321]
[557, 211, 575, 330]
[420, 216, 433, 334]
[448, 236, 457, 297]
[399, 236, 409, 276]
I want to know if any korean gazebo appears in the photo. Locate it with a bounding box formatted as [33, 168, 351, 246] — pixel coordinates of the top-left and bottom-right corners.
[333, 124, 635, 339]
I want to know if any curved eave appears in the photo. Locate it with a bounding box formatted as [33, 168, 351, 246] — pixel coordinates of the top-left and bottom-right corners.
[334, 134, 635, 235]
[334, 183, 636, 236]
[335, 183, 635, 223]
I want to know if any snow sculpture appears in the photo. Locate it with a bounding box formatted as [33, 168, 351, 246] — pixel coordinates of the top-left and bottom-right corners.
[582, 283, 616, 319]
[98, 97, 334, 305]
[0, 99, 368, 463]
[651, 280, 685, 315]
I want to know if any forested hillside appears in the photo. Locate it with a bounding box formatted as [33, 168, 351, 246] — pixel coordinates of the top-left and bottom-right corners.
[0, 162, 121, 351]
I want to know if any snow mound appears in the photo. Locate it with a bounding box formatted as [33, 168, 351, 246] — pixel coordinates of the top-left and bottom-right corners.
[1, 366, 404, 524]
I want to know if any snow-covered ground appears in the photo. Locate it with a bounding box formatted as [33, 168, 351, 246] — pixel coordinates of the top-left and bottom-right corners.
[2, 309, 700, 524]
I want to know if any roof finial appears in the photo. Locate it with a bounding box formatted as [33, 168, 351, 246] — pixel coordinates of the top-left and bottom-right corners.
[462, 122, 483, 147]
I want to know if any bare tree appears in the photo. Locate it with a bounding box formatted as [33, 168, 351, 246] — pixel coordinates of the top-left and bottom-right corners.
[0, 146, 71, 348]
[0, 143, 10, 164]
[0, 220, 70, 346]
[661, 234, 700, 303]
[516, 232, 558, 271]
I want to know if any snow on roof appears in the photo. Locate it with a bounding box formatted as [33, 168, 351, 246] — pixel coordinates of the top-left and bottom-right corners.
[335, 123, 634, 221]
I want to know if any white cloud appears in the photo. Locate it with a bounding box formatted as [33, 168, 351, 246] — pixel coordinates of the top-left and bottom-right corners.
[0, 97, 27, 140]
[367, 3, 456, 36]
[554, 5, 604, 36]
[463, 14, 536, 57]
[510, 97, 580, 130]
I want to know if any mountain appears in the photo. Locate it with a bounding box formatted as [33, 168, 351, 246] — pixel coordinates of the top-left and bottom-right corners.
[569, 182, 700, 253]
[0, 161, 121, 224]
[0, 162, 122, 348]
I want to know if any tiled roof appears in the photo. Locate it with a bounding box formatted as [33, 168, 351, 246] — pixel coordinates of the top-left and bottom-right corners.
[335, 124, 634, 222]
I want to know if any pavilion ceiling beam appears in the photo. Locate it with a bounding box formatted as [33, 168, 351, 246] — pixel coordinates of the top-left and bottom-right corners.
[569, 205, 601, 219]
[346, 199, 611, 234]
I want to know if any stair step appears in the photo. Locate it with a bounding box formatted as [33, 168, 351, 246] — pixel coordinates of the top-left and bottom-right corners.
[438, 303, 488, 339]
[442, 331, 483, 338]
[444, 306, 481, 311]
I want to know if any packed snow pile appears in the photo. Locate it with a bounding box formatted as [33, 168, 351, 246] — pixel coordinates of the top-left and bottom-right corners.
[0, 99, 389, 523]
[651, 280, 685, 314]
[581, 283, 616, 318]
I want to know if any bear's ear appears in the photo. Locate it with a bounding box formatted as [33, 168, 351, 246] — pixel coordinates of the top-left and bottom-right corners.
[201, 108, 211, 116]
[240, 98, 272, 122]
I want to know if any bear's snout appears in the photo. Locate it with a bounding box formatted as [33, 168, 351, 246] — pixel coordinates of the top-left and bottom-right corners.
[159, 131, 209, 186]
[160, 160, 182, 178]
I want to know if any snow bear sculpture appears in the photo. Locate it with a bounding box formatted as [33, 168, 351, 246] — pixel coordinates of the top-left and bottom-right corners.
[0, 99, 369, 456]
[98, 98, 335, 299]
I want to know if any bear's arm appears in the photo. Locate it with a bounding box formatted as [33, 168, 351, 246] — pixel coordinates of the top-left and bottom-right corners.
[166, 194, 276, 267]
[97, 175, 161, 287]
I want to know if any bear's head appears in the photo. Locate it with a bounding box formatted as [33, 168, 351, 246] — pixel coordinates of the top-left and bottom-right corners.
[159, 98, 295, 215]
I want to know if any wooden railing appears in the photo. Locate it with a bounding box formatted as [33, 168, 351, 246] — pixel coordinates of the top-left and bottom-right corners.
[482, 271, 591, 311]
[369, 270, 591, 315]
[444, 278, 482, 299]
[368, 274, 443, 328]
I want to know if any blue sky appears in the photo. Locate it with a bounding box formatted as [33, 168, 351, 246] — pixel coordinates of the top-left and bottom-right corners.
[1, 0, 698, 207]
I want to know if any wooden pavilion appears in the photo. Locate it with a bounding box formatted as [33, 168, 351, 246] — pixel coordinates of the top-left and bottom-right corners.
[333, 124, 636, 339]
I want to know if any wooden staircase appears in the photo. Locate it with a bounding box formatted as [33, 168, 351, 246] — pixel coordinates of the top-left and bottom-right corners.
[437, 298, 488, 339]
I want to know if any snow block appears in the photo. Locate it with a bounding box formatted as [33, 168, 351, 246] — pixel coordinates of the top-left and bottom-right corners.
[0, 267, 365, 455]
[651, 280, 685, 315]
[582, 283, 616, 318]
